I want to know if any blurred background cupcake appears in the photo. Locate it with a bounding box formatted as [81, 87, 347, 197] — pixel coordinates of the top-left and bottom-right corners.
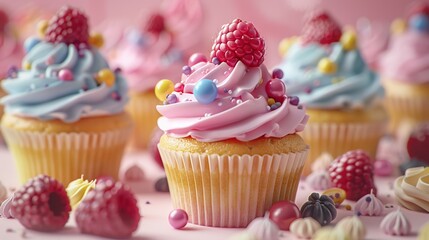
[378, 3, 429, 134]
[156, 19, 309, 227]
[275, 11, 385, 176]
[1, 6, 132, 184]
[111, 0, 203, 151]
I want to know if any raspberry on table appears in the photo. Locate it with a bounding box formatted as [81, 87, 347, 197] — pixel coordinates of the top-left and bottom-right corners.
[328, 150, 377, 201]
[75, 179, 140, 239]
[45, 6, 89, 47]
[11, 175, 71, 231]
[301, 11, 342, 45]
[210, 18, 265, 68]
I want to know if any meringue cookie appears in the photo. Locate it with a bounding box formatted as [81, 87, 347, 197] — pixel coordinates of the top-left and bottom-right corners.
[0, 181, 7, 203]
[246, 215, 279, 240]
[311, 153, 334, 172]
[313, 227, 348, 240]
[306, 170, 332, 190]
[228, 231, 259, 240]
[290, 217, 321, 239]
[66, 176, 96, 209]
[0, 194, 14, 219]
[418, 222, 429, 240]
[394, 167, 429, 212]
[354, 189, 384, 216]
[336, 216, 366, 240]
[124, 164, 145, 182]
[380, 208, 411, 236]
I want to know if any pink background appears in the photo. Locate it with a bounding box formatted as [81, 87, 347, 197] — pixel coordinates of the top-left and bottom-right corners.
[0, 0, 420, 66]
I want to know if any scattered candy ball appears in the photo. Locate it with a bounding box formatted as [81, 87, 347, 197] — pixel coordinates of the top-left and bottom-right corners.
[193, 79, 218, 104]
[340, 31, 357, 50]
[96, 69, 115, 87]
[166, 94, 178, 104]
[318, 58, 337, 74]
[265, 79, 286, 102]
[409, 15, 429, 32]
[37, 20, 49, 38]
[267, 98, 275, 106]
[182, 65, 192, 75]
[272, 69, 284, 79]
[155, 79, 174, 101]
[374, 159, 394, 176]
[58, 69, 74, 81]
[188, 53, 207, 66]
[22, 61, 31, 70]
[390, 18, 407, 35]
[289, 96, 300, 106]
[268, 200, 300, 230]
[24, 37, 41, 53]
[322, 188, 346, 207]
[169, 209, 188, 229]
[89, 32, 104, 48]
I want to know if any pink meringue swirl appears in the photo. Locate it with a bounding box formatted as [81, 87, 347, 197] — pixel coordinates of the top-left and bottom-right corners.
[380, 31, 429, 83]
[157, 61, 308, 142]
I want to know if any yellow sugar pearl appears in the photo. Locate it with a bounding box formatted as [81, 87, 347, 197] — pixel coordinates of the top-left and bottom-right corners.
[322, 188, 346, 206]
[318, 58, 337, 74]
[155, 79, 174, 101]
[22, 61, 31, 70]
[278, 36, 298, 57]
[331, 77, 343, 84]
[391, 18, 407, 35]
[89, 33, 104, 48]
[267, 98, 275, 106]
[96, 69, 115, 87]
[37, 20, 49, 38]
[340, 31, 357, 51]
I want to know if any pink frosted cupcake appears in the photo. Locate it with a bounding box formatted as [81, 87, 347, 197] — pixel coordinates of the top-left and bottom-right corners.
[113, 0, 203, 150]
[156, 19, 308, 227]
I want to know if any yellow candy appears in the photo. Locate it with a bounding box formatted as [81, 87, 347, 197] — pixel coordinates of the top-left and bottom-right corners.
[37, 20, 49, 38]
[22, 61, 31, 70]
[155, 79, 174, 101]
[391, 18, 407, 35]
[322, 188, 346, 206]
[267, 98, 275, 106]
[278, 36, 298, 57]
[340, 31, 357, 51]
[96, 69, 115, 87]
[318, 58, 337, 74]
[89, 32, 104, 48]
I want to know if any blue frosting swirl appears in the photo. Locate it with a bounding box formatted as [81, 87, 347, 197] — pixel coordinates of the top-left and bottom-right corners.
[276, 42, 382, 109]
[1, 42, 128, 123]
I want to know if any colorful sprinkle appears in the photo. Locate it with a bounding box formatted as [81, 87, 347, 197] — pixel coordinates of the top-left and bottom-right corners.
[182, 65, 192, 75]
[267, 98, 276, 106]
[58, 69, 73, 81]
[212, 57, 220, 65]
[89, 32, 104, 48]
[166, 94, 178, 104]
[174, 82, 184, 93]
[96, 69, 115, 87]
[289, 96, 300, 106]
[318, 58, 337, 74]
[345, 205, 352, 211]
[270, 102, 281, 110]
[272, 68, 284, 79]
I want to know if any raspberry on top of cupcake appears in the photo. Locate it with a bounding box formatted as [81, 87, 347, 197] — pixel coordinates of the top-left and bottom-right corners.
[1, 6, 128, 123]
[155, 19, 308, 142]
[276, 11, 382, 109]
[379, 3, 429, 84]
[113, 0, 203, 93]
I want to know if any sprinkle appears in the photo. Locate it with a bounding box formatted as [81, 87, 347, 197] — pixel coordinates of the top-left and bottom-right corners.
[270, 102, 281, 110]
[298, 105, 303, 109]
[228, 90, 232, 95]
[223, 71, 229, 75]
[218, 102, 223, 107]
[111, 92, 121, 101]
[6, 229, 14, 233]
[289, 96, 300, 106]
[114, 67, 122, 73]
[267, 98, 275, 106]
[304, 87, 312, 94]
[212, 57, 220, 65]
[166, 94, 178, 104]
[365, 196, 372, 203]
[145, 201, 151, 205]
[266, 106, 271, 111]
[182, 65, 192, 75]
[345, 205, 352, 211]
[223, 89, 228, 93]
[236, 99, 243, 104]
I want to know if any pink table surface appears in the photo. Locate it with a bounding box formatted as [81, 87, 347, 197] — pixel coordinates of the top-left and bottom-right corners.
[0, 145, 428, 240]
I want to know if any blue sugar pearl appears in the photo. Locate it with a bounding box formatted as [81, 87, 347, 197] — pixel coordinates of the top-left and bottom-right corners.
[194, 79, 218, 104]
[410, 15, 429, 32]
[24, 37, 41, 53]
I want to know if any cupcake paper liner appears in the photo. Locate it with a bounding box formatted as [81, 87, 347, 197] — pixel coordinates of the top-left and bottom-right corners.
[2, 125, 131, 185]
[301, 121, 384, 175]
[158, 146, 308, 228]
[126, 91, 161, 150]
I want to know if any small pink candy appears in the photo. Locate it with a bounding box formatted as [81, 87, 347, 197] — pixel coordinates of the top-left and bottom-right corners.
[58, 69, 73, 81]
[374, 159, 394, 176]
[174, 83, 184, 93]
[188, 53, 207, 66]
[168, 209, 188, 229]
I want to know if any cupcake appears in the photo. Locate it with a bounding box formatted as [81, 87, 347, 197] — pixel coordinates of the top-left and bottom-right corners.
[112, 0, 203, 150]
[0, 6, 132, 185]
[378, 4, 429, 132]
[275, 11, 385, 176]
[156, 19, 309, 227]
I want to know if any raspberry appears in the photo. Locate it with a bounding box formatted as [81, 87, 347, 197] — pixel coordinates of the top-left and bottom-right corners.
[407, 124, 429, 164]
[328, 150, 376, 201]
[45, 6, 89, 47]
[301, 11, 342, 45]
[11, 175, 71, 231]
[75, 179, 140, 239]
[145, 13, 166, 35]
[210, 19, 265, 67]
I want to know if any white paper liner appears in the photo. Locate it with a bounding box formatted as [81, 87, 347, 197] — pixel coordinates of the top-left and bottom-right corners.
[2, 125, 131, 184]
[301, 121, 384, 175]
[158, 146, 308, 228]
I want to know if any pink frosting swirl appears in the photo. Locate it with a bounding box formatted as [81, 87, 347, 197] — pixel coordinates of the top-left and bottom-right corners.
[380, 31, 429, 83]
[357, 20, 389, 71]
[157, 61, 308, 142]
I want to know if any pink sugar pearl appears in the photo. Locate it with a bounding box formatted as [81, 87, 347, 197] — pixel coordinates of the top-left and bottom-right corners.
[58, 69, 73, 81]
[374, 159, 394, 176]
[168, 209, 188, 229]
